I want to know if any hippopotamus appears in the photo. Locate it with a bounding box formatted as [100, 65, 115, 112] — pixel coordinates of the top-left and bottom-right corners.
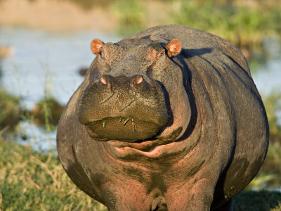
[57, 25, 269, 211]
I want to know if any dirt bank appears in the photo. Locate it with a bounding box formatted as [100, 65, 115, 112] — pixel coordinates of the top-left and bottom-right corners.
[0, 0, 117, 32]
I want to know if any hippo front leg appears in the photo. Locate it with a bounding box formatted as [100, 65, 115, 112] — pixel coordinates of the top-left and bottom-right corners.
[188, 178, 216, 211]
[166, 178, 218, 211]
[98, 181, 154, 211]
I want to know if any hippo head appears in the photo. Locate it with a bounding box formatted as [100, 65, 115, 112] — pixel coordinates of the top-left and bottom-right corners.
[78, 36, 192, 144]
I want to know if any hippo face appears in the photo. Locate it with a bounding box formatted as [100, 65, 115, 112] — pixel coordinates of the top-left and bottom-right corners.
[78, 37, 191, 143]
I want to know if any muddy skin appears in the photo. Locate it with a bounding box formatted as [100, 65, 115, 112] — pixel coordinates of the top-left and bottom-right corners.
[57, 25, 269, 211]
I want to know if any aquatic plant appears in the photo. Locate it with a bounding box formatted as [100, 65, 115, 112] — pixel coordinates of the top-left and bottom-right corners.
[0, 89, 21, 135]
[30, 97, 65, 131]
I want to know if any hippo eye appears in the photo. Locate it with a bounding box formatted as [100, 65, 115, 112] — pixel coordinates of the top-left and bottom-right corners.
[147, 65, 153, 78]
[146, 63, 164, 80]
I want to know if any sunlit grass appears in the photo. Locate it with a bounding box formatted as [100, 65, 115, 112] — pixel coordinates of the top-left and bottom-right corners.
[0, 139, 281, 210]
[0, 140, 107, 210]
[30, 97, 65, 131]
[171, 0, 281, 49]
[0, 89, 21, 134]
[112, 0, 145, 35]
[64, 0, 115, 9]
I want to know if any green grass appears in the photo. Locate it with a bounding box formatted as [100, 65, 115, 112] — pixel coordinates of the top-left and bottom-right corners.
[0, 140, 107, 210]
[0, 140, 281, 210]
[30, 97, 65, 131]
[0, 89, 21, 134]
[112, 0, 145, 35]
[171, 0, 281, 53]
[59, 0, 116, 9]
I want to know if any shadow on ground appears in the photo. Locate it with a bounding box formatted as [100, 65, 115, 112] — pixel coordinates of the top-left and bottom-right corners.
[232, 190, 281, 211]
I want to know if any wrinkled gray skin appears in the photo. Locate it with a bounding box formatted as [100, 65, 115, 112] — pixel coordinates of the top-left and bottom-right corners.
[57, 25, 269, 211]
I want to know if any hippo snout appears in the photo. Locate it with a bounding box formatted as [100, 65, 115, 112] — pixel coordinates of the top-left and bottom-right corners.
[78, 74, 171, 142]
[99, 74, 145, 88]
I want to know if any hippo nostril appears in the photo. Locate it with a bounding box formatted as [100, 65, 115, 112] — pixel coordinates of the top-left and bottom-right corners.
[131, 75, 144, 87]
[100, 75, 109, 85]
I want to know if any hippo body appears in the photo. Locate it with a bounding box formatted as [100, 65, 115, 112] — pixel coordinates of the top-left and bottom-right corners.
[57, 25, 269, 211]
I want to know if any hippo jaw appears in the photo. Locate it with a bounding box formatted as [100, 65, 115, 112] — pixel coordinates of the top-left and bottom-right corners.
[85, 116, 167, 141]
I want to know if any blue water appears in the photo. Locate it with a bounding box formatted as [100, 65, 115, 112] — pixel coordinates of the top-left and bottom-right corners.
[0, 27, 280, 151]
[0, 27, 119, 109]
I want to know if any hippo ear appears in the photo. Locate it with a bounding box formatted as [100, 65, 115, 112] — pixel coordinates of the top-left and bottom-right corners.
[166, 39, 182, 57]
[90, 39, 104, 55]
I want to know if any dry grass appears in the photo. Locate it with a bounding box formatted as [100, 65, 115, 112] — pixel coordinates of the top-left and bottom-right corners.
[0, 140, 107, 210]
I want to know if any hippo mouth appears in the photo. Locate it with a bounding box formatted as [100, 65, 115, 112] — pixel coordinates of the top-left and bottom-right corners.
[85, 116, 168, 142]
[108, 126, 183, 149]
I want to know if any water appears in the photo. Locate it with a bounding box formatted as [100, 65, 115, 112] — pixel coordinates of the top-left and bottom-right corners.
[0, 27, 280, 151]
[254, 38, 281, 95]
[0, 27, 119, 151]
[0, 27, 119, 109]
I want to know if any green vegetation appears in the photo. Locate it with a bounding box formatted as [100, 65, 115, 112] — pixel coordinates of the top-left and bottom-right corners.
[0, 88, 65, 134]
[0, 89, 21, 134]
[172, 1, 281, 48]
[0, 140, 107, 210]
[30, 97, 65, 131]
[112, 0, 145, 35]
[0, 140, 281, 210]
[65, 0, 115, 9]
